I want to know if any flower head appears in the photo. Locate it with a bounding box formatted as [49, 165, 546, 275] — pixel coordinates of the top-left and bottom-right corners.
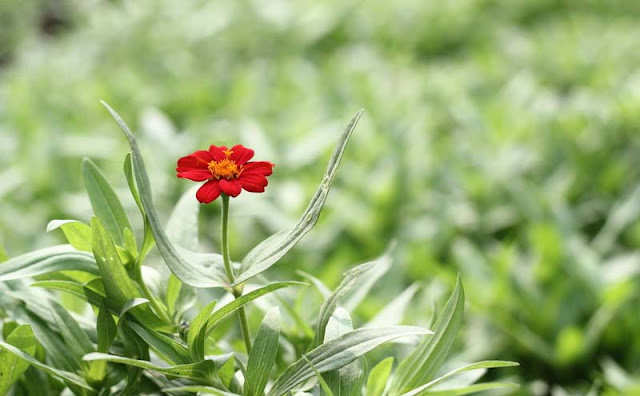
[176, 144, 274, 203]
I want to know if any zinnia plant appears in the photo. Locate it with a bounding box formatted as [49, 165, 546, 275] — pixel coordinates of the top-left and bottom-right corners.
[0, 102, 518, 395]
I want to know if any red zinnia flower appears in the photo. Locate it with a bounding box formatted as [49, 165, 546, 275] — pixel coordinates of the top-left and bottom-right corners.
[176, 144, 274, 203]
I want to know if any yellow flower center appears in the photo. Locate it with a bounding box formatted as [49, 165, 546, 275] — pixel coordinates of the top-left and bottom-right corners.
[208, 150, 241, 179]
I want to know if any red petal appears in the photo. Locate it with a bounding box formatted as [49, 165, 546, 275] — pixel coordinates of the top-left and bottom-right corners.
[219, 179, 242, 197]
[242, 161, 274, 176]
[176, 150, 213, 171]
[240, 178, 266, 192]
[239, 172, 268, 187]
[229, 145, 254, 165]
[209, 145, 228, 161]
[196, 180, 222, 203]
[177, 169, 212, 181]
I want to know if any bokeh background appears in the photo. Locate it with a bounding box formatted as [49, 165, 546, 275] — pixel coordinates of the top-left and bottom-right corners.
[2, 1, 640, 394]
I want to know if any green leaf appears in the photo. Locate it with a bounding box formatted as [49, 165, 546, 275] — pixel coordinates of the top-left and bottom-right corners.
[83, 352, 216, 382]
[31, 280, 106, 307]
[205, 282, 305, 336]
[323, 308, 364, 396]
[162, 386, 240, 395]
[82, 157, 133, 247]
[127, 322, 191, 365]
[91, 217, 141, 309]
[50, 301, 95, 360]
[245, 307, 280, 396]
[342, 244, 394, 312]
[123, 153, 144, 216]
[234, 110, 363, 286]
[0, 245, 98, 282]
[415, 382, 519, 396]
[366, 283, 419, 328]
[167, 185, 200, 251]
[0, 325, 37, 394]
[46, 220, 92, 252]
[314, 260, 377, 348]
[0, 340, 94, 392]
[103, 102, 227, 288]
[389, 275, 465, 395]
[267, 326, 432, 396]
[366, 357, 394, 396]
[398, 361, 519, 396]
[0, 243, 7, 262]
[188, 300, 218, 362]
[97, 303, 117, 353]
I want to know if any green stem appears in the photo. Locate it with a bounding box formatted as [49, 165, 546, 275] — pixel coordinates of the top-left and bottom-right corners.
[221, 194, 252, 354]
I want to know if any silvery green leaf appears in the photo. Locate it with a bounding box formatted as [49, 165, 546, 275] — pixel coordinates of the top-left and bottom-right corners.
[245, 307, 281, 396]
[234, 110, 363, 286]
[0, 245, 97, 282]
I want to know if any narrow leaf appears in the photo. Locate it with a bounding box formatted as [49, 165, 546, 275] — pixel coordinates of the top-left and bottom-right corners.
[235, 110, 364, 286]
[389, 276, 465, 395]
[268, 326, 431, 396]
[314, 260, 377, 347]
[0, 245, 97, 282]
[246, 307, 280, 396]
[127, 322, 191, 365]
[399, 361, 519, 396]
[83, 352, 216, 382]
[163, 386, 240, 395]
[97, 303, 117, 353]
[324, 308, 364, 396]
[0, 325, 37, 394]
[205, 282, 304, 336]
[187, 300, 218, 362]
[0, 340, 93, 391]
[47, 220, 92, 252]
[82, 157, 133, 247]
[31, 280, 106, 307]
[366, 357, 394, 396]
[103, 101, 227, 288]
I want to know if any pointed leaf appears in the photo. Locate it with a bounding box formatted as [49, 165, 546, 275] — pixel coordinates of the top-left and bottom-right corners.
[127, 322, 191, 365]
[163, 386, 240, 395]
[82, 157, 133, 247]
[314, 260, 377, 347]
[103, 102, 227, 288]
[31, 280, 106, 307]
[268, 326, 432, 396]
[366, 283, 419, 328]
[47, 220, 93, 252]
[366, 357, 394, 396]
[399, 361, 519, 396]
[97, 303, 117, 353]
[235, 110, 363, 285]
[0, 245, 97, 281]
[389, 276, 465, 395]
[0, 340, 93, 391]
[246, 307, 280, 396]
[0, 325, 37, 394]
[324, 308, 364, 396]
[188, 300, 218, 362]
[83, 352, 216, 382]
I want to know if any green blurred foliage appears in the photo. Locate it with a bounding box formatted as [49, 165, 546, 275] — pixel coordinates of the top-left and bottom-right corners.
[2, 0, 640, 394]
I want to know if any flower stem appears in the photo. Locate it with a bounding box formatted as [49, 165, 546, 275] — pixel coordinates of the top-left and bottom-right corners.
[221, 194, 252, 354]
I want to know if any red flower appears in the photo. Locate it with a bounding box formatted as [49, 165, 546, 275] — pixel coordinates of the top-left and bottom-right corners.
[176, 144, 274, 203]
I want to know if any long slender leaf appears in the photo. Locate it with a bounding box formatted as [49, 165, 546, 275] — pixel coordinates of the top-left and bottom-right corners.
[323, 308, 364, 396]
[0, 340, 94, 392]
[163, 385, 240, 395]
[246, 307, 280, 396]
[398, 361, 519, 396]
[205, 282, 305, 336]
[314, 260, 376, 347]
[388, 276, 465, 395]
[127, 322, 191, 365]
[0, 325, 37, 395]
[234, 110, 363, 286]
[83, 353, 216, 382]
[31, 280, 106, 307]
[188, 300, 218, 362]
[365, 283, 419, 328]
[97, 303, 117, 353]
[103, 102, 227, 288]
[267, 326, 431, 396]
[0, 245, 97, 282]
[415, 382, 519, 396]
[82, 157, 134, 249]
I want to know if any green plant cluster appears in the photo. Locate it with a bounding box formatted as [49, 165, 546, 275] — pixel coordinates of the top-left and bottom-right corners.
[0, 107, 516, 394]
[1, 0, 640, 394]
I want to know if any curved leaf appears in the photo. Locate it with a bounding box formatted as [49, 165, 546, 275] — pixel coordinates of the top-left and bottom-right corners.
[246, 307, 280, 396]
[268, 326, 432, 396]
[0, 325, 37, 394]
[47, 220, 92, 252]
[234, 110, 364, 286]
[102, 101, 227, 288]
[0, 245, 97, 282]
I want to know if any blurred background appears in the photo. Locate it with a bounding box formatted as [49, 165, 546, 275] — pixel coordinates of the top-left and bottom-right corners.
[1, 0, 640, 394]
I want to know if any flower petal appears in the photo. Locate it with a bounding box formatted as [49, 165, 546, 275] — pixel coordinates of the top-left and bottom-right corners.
[219, 179, 242, 197]
[177, 150, 213, 171]
[239, 172, 268, 187]
[229, 145, 254, 165]
[240, 178, 267, 192]
[177, 169, 212, 181]
[242, 161, 274, 176]
[209, 145, 229, 161]
[196, 180, 222, 203]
